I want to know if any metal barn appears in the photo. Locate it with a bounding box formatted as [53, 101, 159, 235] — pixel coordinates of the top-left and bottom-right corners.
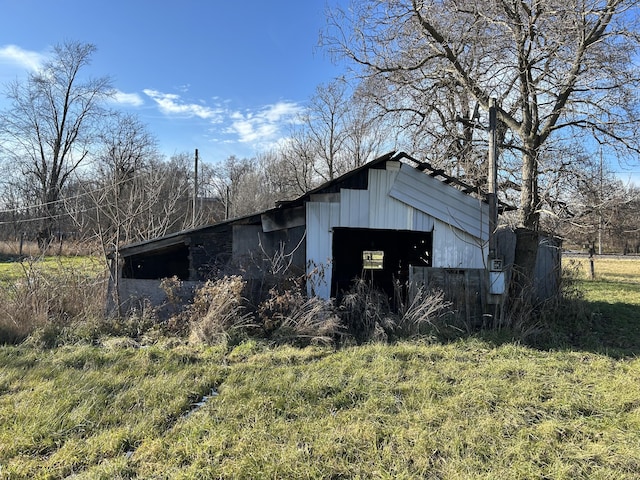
[110, 151, 498, 315]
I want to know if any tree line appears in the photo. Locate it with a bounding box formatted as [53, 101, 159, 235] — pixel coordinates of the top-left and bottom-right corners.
[1, 0, 639, 260]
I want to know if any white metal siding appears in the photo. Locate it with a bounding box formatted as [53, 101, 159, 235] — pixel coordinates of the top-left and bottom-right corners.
[389, 164, 489, 241]
[368, 168, 413, 230]
[339, 189, 369, 227]
[306, 201, 340, 298]
[305, 161, 487, 297]
[413, 209, 435, 232]
[432, 219, 486, 268]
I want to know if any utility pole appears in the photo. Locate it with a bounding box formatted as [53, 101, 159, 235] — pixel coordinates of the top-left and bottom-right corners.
[598, 145, 603, 255]
[193, 148, 199, 227]
[455, 98, 499, 262]
[456, 98, 503, 304]
[488, 98, 498, 261]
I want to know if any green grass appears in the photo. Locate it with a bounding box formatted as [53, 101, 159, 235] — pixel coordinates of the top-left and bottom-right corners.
[2, 341, 640, 479]
[0, 256, 106, 284]
[579, 279, 640, 306]
[0, 255, 638, 478]
[552, 256, 640, 356]
[568, 256, 640, 284]
[0, 343, 228, 479]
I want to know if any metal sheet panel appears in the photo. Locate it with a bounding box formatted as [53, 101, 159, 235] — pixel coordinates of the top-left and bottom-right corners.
[305, 201, 340, 299]
[413, 209, 435, 232]
[432, 219, 486, 268]
[368, 168, 413, 230]
[389, 164, 489, 241]
[339, 189, 369, 228]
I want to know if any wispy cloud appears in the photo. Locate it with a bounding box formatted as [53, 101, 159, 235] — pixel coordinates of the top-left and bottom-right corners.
[0, 44, 44, 71]
[143, 89, 223, 120]
[227, 101, 304, 144]
[142, 89, 304, 150]
[111, 89, 144, 107]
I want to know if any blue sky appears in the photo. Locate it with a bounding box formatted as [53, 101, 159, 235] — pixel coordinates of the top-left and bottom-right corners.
[1, 1, 638, 186]
[0, 0, 347, 164]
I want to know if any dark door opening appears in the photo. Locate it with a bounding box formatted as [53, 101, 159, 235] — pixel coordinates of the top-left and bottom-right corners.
[122, 243, 190, 280]
[331, 227, 432, 300]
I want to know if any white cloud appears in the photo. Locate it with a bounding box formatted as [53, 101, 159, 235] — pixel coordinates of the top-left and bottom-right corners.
[111, 90, 144, 107]
[141, 90, 304, 153]
[143, 89, 222, 120]
[227, 101, 304, 144]
[0, 44, 44, 71]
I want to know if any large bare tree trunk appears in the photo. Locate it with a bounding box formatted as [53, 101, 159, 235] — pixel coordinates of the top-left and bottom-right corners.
[519, 149, 540, 231]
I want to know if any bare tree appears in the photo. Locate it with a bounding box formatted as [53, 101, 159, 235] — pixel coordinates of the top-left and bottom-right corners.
[288, 78, 387, 183]
[0, 41, 112, 250]
[208, 155, 257, 218]
[96, 112, 158, 187]
[257, 149, 311, 202]
[278, 131, 324, 195]
[342, 83, 389, 171]
[305, 79, 352, 181]
[557, 157, 640, 254]
[325, 0, 640, 233]
[86, 112, 161, 248]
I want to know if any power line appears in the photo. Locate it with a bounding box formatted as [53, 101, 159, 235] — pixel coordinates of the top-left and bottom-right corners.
[0, 169, 171, 216]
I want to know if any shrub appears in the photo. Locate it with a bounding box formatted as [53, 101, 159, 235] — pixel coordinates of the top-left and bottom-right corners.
[101, 299, 162, 340]
[187, 276, 255, 346]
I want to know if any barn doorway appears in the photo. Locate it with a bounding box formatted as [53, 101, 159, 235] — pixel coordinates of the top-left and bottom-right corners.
[122, 243, 190, 280]
[331, 227, 433, 300]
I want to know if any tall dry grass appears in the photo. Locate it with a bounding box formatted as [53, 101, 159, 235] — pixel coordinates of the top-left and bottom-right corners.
[0, 239, 99, 258]
[0, 258, 107, 345]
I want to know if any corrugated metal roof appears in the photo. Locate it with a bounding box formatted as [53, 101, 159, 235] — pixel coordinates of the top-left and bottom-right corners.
[389, 163, 490, 241]
[115, 150, 510, 255]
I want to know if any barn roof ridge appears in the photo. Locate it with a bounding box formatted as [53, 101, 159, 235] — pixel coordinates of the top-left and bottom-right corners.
[115, 151, 512, 254]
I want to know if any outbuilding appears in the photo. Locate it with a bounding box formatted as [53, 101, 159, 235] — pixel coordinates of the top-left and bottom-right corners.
[109, 151, 520, 321]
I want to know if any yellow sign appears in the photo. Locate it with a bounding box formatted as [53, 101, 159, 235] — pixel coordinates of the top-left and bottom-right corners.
[363, 250, 384, 270]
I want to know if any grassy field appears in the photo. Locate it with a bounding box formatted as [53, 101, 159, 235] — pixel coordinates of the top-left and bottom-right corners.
[567, 255, 640, 285]
[2, 341, 640, 479]
[560, 256, 640, 355]
[0, 256, 106, 284]
[0, 256, 638, 478]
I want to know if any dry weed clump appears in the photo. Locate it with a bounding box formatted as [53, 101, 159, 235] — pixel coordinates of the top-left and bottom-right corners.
[258, 285, 343, 346]
[338, 278, 454, 343]
[187, 276, 255, 346]
[339, 278, 395, 343]
[395, 285, 453, 337]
